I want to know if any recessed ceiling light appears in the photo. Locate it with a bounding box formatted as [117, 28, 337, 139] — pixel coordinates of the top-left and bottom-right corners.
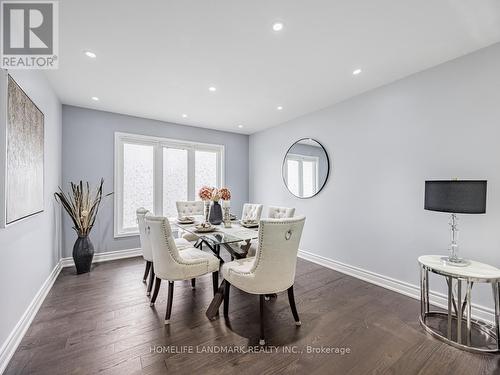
[352, 68, 362, 75]
[238, 124, 244, 129]
[208, 86, 217, 92]
[272, 22, 284, 32]
[277, 106, 283, 111]
[182, 114, 188, 118]
[84, 51, 97, 58]
[91, 96, 99, 101]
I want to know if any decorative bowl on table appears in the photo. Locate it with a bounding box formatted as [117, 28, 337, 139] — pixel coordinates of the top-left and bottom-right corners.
[195, 222, 216, 233]
[177, 216, 195, 224]
[239, 219, 259, 228]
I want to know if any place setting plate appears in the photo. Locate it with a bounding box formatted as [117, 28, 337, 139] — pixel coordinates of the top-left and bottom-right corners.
[177, 216, 195, 224]
[194, 223, 217, 233]
[239, 220, 259, 228]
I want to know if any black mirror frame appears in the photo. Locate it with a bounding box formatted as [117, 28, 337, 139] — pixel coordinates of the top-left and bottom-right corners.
[281, 137, 330, 199]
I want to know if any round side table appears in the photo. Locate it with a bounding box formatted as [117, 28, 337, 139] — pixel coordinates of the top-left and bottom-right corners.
[418, 255, 500, 353]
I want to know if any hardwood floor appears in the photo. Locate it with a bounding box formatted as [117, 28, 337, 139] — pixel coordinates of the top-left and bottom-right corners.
[5, 256, 499, 375]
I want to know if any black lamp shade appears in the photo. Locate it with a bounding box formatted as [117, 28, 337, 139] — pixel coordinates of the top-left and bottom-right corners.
[424, 180, 487, 214]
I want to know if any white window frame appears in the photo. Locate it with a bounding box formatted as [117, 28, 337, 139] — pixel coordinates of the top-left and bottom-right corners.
[114, 132, 225, 237]
[284, 153, 319, 197]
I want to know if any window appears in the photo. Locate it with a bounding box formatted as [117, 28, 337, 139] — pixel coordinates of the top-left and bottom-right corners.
[195, 150, 218, 195]
[163, 147, 188, 218]
[122, 143, 154, 229]
[115, 132, 224, 237]
[284, 154, 318, 198]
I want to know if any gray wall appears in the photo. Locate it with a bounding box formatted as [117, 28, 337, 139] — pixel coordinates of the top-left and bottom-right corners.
[0, 72, 62, 352]
[62, 106, 249, 257]
[250, 43, 500, 310]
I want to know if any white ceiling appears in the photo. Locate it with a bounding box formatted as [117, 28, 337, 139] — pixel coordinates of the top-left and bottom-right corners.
[45, 0, 500, 134]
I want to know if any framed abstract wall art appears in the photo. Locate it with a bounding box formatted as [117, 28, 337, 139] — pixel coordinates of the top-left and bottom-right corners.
[0, 72, 44, 226]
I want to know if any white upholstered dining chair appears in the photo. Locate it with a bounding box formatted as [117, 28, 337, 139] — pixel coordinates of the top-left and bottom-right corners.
[176, 200, 204, 217]
[222, 216, 306, 345]
[241, 203, 264, 222]
[267, 206, 296, 219]
[176, 200, 204, 242]
[137, 208, 154, 294]
[137, 208, 192, 296]
[246, 206, 296, 257]
[145, 216, 220, 324]
[233, 203, 263, 258]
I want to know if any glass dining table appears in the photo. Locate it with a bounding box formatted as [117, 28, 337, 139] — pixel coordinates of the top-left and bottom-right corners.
[171, 216, 265, 320]
[170, 216, 259, 261]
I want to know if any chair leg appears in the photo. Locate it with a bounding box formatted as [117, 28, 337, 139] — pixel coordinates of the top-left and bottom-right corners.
[165, 281, 174, 324]
[212, 271, 219, 296]
[150, 277, 161, 306]
[147, 264, 155, 296]
[224, 282, 230, 317]
[259, 295, 265, 345]
[191, 278, 196, 290]
[287, 285, 301, 326]
[143, 261, 151, 283]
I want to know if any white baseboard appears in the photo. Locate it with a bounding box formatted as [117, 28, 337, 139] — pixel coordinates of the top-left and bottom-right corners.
[60, 248, 142, 268]
[298, 249, 495, 324]
[0, 248, 142, 374]
[0, 261, 62, 375]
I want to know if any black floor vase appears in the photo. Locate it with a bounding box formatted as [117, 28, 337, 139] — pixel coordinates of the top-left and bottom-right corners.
[73, 236, 94, 274]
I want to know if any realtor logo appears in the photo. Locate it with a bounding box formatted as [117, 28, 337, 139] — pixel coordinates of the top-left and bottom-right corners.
[1, 1, 59, 69]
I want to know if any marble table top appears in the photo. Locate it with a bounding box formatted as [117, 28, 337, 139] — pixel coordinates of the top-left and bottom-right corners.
[419, 255, 500, 281]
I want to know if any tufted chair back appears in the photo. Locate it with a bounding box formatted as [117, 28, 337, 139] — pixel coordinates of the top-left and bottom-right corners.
[176, 201, 204, 217]
[144, 216, 185, 280]
[241, 203, 263, 221]
[268, 206, 295, 219]
[252, 216, 305, 293]
[137, 207, 153, 262]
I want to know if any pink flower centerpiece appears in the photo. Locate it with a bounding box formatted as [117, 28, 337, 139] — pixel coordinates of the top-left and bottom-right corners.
[198, 186, 214, 223]
[219, 187, 231, 201]
[211, 188, 221, 202]
[198, 186, 232, 225]
[198, 186, 214, 201]
[199, 186, 231, 202]
[219, 187, 232, 227]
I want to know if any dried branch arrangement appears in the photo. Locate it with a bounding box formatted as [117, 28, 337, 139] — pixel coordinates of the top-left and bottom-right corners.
[54, 179, 112, 237]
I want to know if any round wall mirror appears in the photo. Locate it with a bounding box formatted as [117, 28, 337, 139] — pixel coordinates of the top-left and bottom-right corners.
[282, 138, 330, 198]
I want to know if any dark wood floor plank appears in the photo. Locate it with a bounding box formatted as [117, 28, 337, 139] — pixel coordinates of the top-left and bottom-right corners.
[4, 256, 499, 375]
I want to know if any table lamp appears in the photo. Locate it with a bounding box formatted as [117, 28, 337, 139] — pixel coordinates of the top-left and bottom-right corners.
[424, 180, 487, 266]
